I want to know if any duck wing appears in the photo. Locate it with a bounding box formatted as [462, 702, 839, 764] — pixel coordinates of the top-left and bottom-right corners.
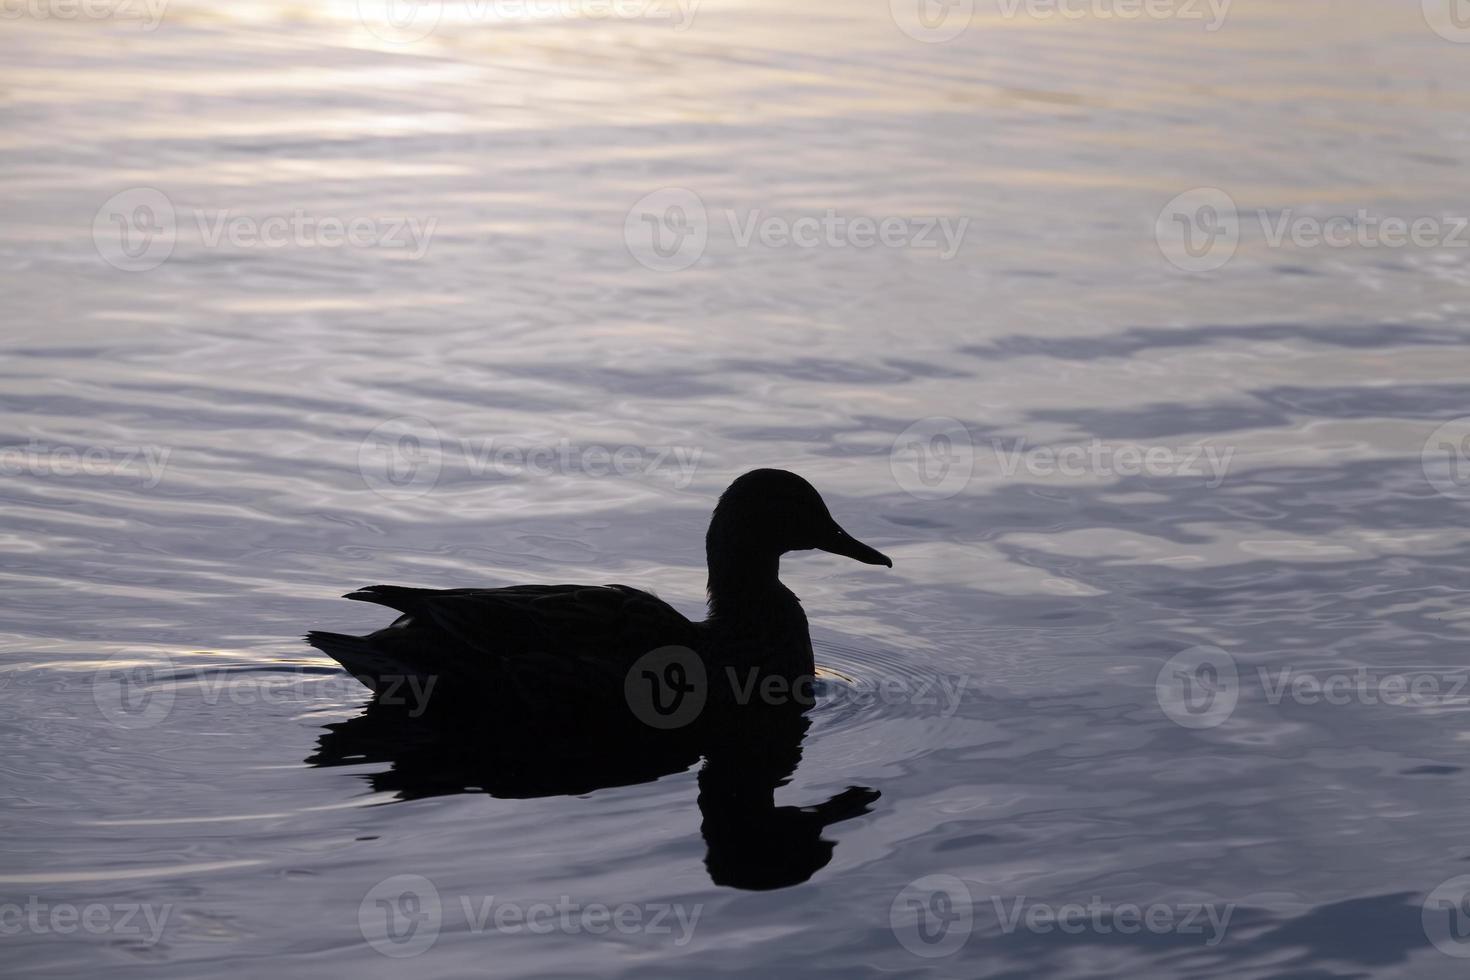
[347, 583, 694, 651]
[308, 584, 700, 716]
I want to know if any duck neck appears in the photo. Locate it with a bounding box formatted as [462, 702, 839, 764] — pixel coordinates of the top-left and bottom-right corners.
[705, 545, 785, 621]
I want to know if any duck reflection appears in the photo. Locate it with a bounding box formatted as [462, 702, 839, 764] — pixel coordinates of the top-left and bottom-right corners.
[306, 699, 878, 890]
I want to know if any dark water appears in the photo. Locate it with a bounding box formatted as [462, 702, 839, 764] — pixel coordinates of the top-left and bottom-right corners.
[4, 0, 1470, 976]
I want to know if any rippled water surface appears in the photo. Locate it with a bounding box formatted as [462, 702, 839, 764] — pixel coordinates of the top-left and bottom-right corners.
[4, 0, 1470, 976]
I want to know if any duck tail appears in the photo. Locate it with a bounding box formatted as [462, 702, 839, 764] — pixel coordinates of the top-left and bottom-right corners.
[304, 631, 413, 696]
[343, 585, 427, 615]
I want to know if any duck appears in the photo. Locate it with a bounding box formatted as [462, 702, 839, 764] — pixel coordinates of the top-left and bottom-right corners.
[306, 468, 892, 728]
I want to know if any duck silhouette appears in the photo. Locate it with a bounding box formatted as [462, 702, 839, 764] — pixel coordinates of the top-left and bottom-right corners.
[305, 471, 890, 888]
[306, 468, 892, 729]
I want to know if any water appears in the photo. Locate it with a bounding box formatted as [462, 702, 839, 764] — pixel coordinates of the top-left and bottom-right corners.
[3, 0, 1470, 975]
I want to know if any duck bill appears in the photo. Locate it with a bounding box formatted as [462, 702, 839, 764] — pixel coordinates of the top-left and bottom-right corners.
[819, 523, 893, 568]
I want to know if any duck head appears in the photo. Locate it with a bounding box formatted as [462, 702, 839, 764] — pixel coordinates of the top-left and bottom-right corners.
[705, 470, 892, 594]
